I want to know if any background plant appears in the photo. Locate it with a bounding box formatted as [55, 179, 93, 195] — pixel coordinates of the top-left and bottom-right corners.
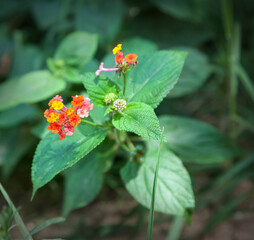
[0, 0, 254, 239]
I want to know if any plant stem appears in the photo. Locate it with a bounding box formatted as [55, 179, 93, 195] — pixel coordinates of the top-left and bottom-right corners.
[123, 72, 127, 96]
[222, 0, 239, 138]
[167, 216, 185, 240]
[81, 119, 103, 127]
[0, 183, 33, 240]
[126, 136, 136, 151]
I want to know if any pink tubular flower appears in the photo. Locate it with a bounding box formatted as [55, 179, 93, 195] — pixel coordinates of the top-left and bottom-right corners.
[77, 107, 89, 118]
[95, 62, 118, 76]
[64, 123, 75, 136]
[53, 95, 63, 102]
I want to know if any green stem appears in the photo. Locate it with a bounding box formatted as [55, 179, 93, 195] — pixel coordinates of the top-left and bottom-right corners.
[123, 72, 127, 96]
[126, 136, 136, 151]
[236, 64, 254, 104]
[81, 119, 102, 127]
[167, 216, 185, 240]
[0, 183, 33, 240]
[222, 0, 239, 138]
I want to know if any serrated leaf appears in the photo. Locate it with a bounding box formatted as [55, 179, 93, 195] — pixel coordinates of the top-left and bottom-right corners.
[82, 73, 119, 107]
[125, 50, 187, 108]
[63, 151, 108, 216]
[54, 31, 98, 69]
[160, 115, 240, 164]
[112, 102, 162, 140]
[32, 123, 108, 196]
[168, 47, 212, 98]
[0, 70, 66, 111]
[121, 146, 195, 215]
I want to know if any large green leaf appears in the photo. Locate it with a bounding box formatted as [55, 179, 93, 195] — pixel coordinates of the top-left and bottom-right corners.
[75, 0, 124, 43]
[54, 31, 98, 69]
[125, 50, 187, 108]
[0, 70, 66, 111]
[9, 45, 43, 78]
[121, 146, 195, 215]
[30, 0, 62, 29]
[0, 129, 34, 179]
[32, 123, 108, 196]
[124, 11, 214, 48]
[160, 115, 239, 164]
[0, 104, 38, 128]
[150, 0, 199, 21]
[63, 150, 107, 216]
[112, 102, 162, 140]
[82, 73, 119, 107]
[168, 47, 212, 98]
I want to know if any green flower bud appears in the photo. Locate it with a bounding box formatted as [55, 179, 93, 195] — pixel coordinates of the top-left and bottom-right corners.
[105, 93, 117, 104]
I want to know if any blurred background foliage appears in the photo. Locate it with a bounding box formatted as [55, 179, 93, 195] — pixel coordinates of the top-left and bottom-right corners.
[0, 0, 254, 239]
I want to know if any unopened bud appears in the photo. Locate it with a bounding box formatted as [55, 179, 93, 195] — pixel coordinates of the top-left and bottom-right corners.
[113, 99, 127, 112]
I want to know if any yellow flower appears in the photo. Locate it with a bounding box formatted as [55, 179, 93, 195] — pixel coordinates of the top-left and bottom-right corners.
[112, 44, 122, 55]
[52, 100, 63, 110]
[47, 112, 59, 123]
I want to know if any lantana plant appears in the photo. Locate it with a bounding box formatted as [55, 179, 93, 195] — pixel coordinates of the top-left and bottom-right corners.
[32, 43, 196, 217]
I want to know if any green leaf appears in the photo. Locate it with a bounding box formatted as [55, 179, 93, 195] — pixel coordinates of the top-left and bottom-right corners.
[30, 0, 62, 29]
[32, 123, 108, 196]
[112, 102, 163, 140]
[168, 47, 212, 98]
[125, 50, 187, 108]
[54, 31, 98, 69]
[75, 0, 124, 43]
[0, 70, 66, 111]
[63, 150, 108, 216]
[0, 129, 34, 179]
[147, 129, 164, 240]
[0, 104, 38, 128]
[0, 183, 33, 240]
[0, 105, 37, 127]
[82, 73, 119, 107]
[29, 217, 65, 237]
[121, 146, 195, 215]
[9, 45, 43, 78]
[160, 115, 239, 164]
[150, 0, 199, 21]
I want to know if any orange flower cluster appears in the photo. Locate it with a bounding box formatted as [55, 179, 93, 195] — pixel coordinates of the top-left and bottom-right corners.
[44, 95, 93, 140]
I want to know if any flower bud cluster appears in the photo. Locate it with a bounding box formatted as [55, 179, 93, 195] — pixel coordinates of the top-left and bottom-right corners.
[44, 95, 93, 140]
[113, 99, 127, 112]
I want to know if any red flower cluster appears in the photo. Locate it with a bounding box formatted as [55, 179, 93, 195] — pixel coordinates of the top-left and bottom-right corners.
[44, 95, 93, 140]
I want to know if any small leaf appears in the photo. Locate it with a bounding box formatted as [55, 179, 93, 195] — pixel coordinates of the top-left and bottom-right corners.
[0, 70, 66, 111]
[126, 50, 187, 108]
[121, 146, 195, 215]
[32, 123, 108, 196]
[160, 115, 240, 164]
[112, 102, 163, 140]
[54, 31, 98, 69]
[82, 73, 119, 107]
[63, 151, 108, 216]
